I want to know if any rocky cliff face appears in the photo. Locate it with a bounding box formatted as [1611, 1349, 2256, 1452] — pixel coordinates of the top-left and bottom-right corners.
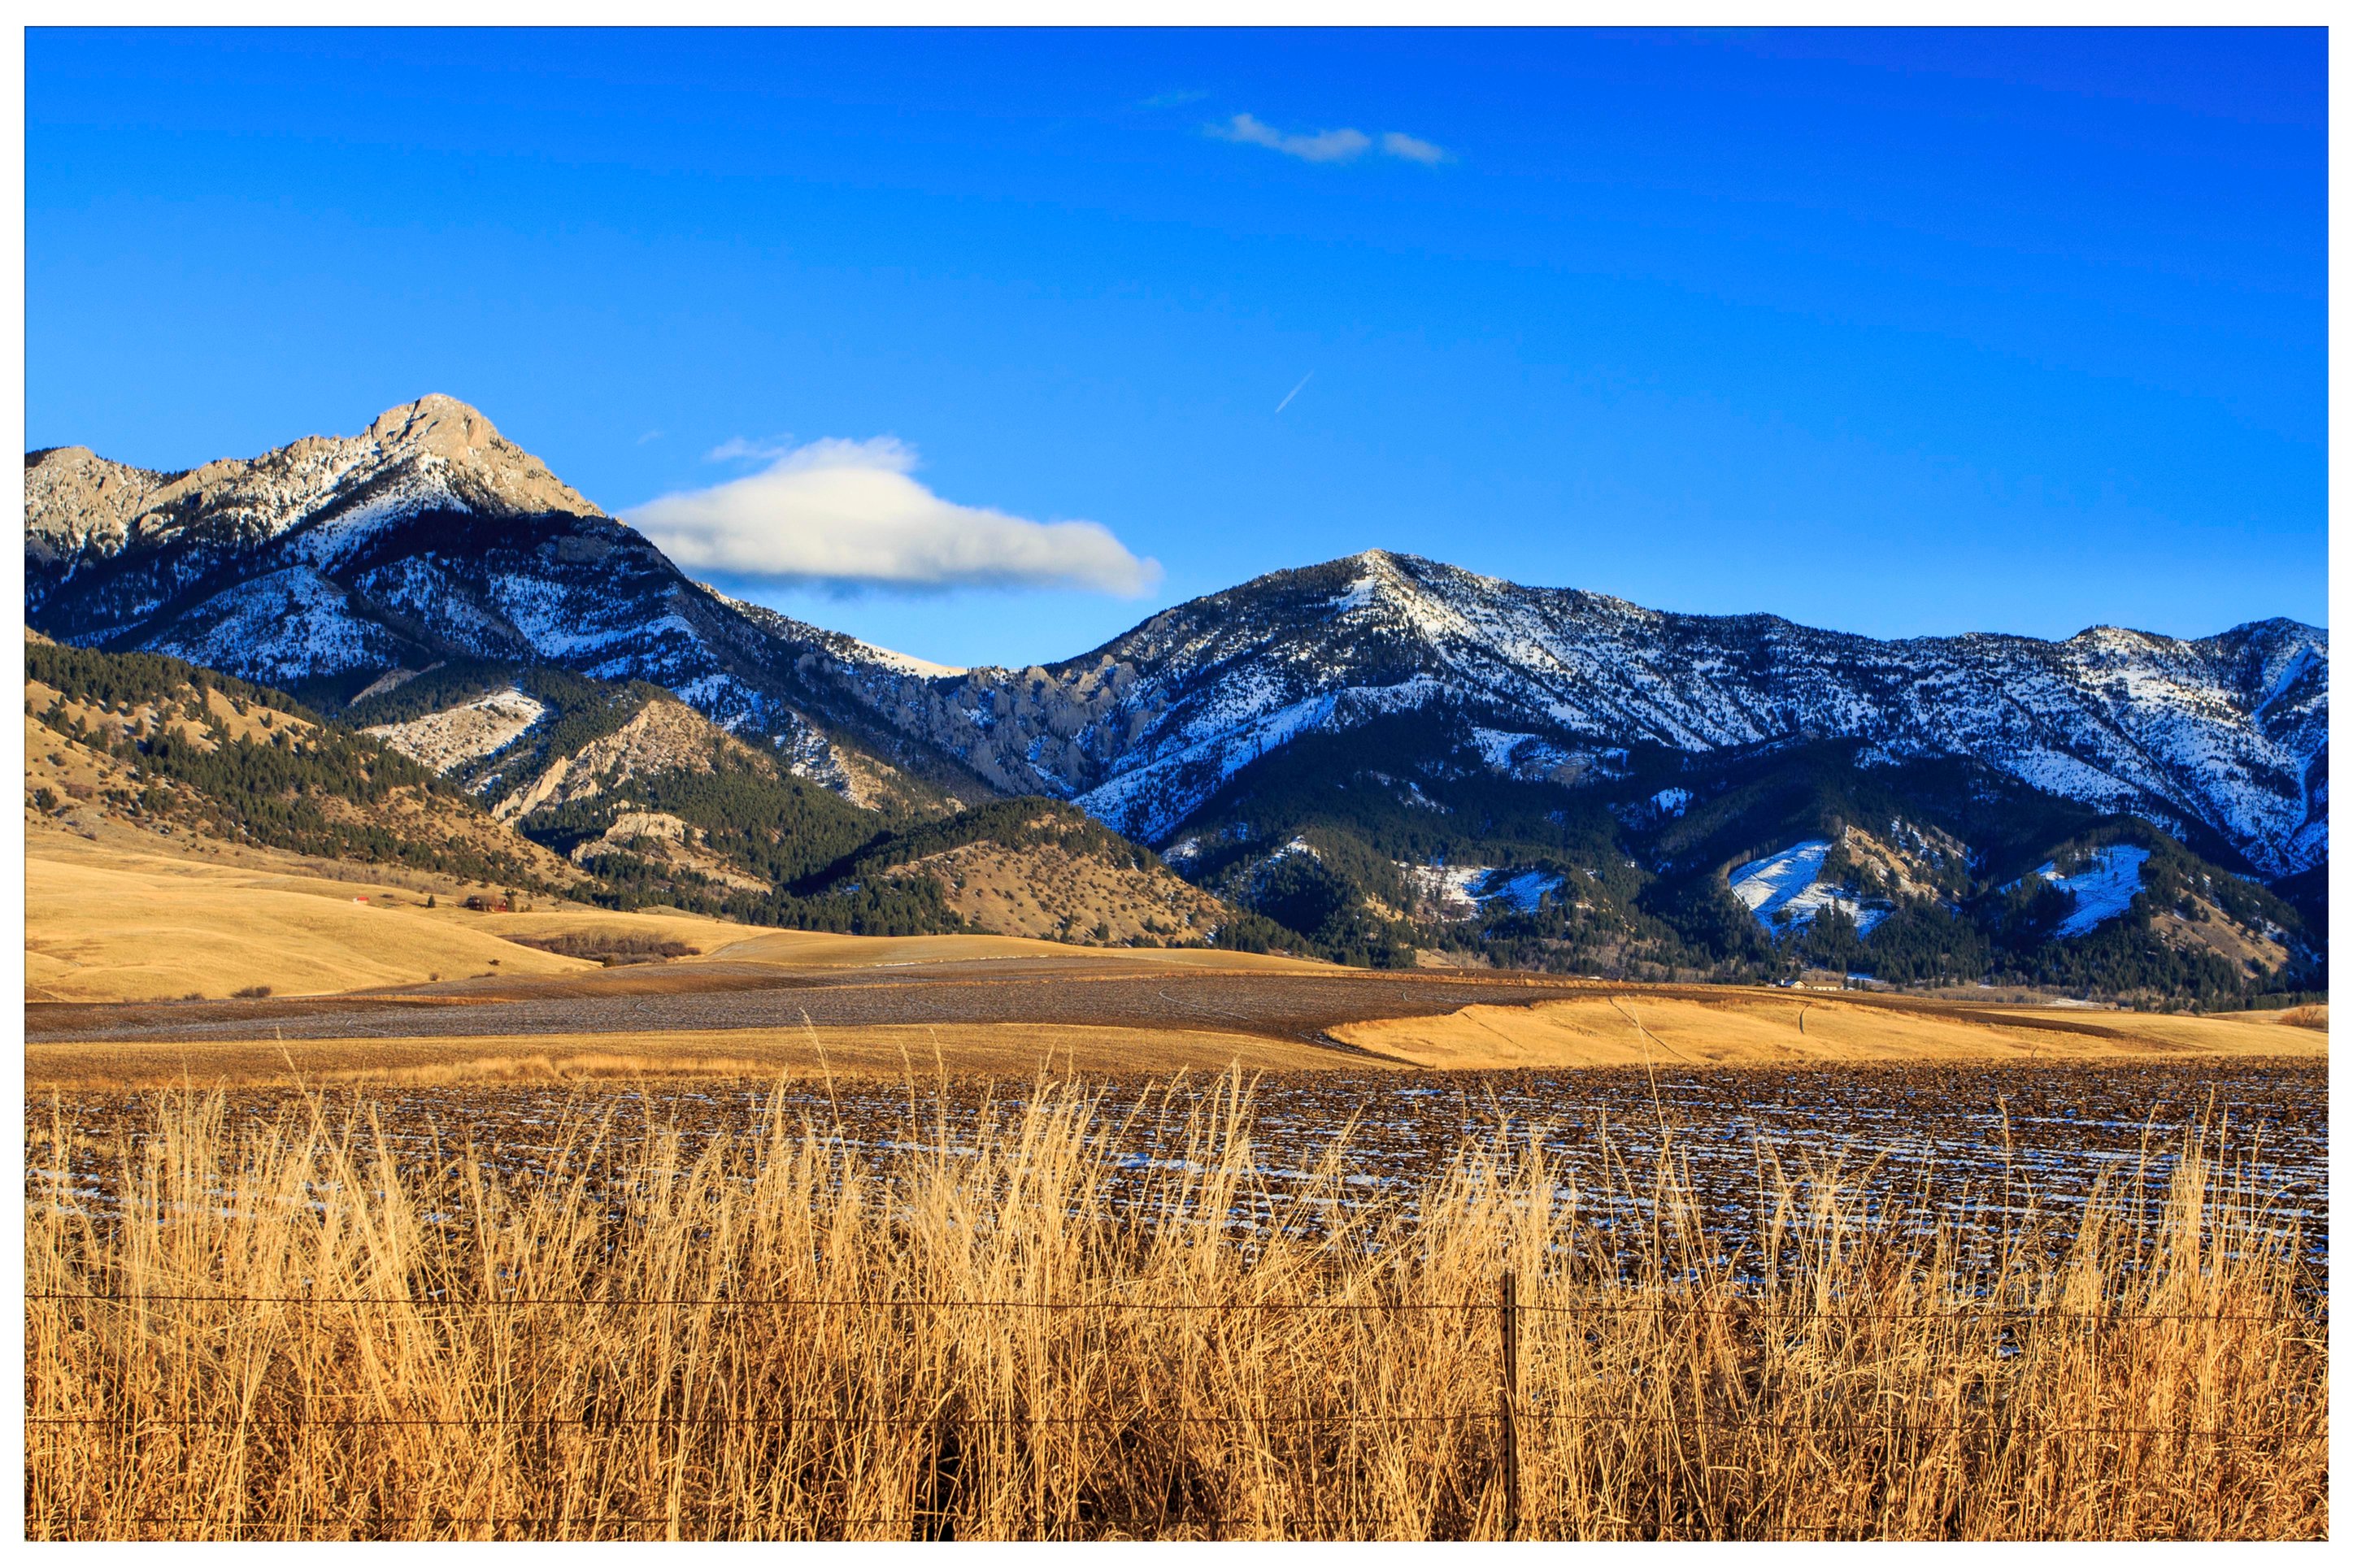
[26, 401, 2327, 884]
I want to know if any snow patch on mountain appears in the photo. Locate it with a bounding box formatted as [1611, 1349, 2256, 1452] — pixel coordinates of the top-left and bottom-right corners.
[1075, 675, 1452, 841]
[1467, 725, 1580, 780]
[1480, 868, 1564, 913]
[846, 550, 2323, 874]
[1395, 778, 1450, 812]
[2016, 845, 2151, 938]
[1729, 840, 1889, 936]
[1404, 863, 1491, 919]
[363, 686, 549, 775]
[281, 460, 467, 569]
[359, 558, 524, 655]
[1405, 862, 1564, 919]
[350, 665, 431, 706]
[148, 567, 396, 680]
[1468, 727, 1538, 770]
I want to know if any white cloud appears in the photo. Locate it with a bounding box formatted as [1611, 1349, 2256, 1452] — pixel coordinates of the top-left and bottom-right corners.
[628, 437, 1159, 596]
[705, 434, 795, 463]
[1209, 112, 1371, 163]
[1209, 113, 1451, 166]
[1381, 131, 1447, 164]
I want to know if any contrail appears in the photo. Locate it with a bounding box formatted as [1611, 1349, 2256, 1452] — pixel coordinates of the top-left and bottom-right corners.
[1275, 371, 1314, 414]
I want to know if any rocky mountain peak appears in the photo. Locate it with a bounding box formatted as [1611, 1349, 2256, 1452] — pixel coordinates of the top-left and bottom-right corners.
[24, 445, 167, 555]
[24, 395, 606, 583]
[362, 393, 505, 461]
[344, 393, 602, 519]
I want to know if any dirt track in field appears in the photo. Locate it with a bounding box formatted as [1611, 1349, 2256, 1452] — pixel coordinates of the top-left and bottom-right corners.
[25, 958, 1600, 1048]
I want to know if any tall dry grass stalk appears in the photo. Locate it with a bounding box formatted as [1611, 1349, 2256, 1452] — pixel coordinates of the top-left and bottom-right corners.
[24, 1071, 2327, 1540]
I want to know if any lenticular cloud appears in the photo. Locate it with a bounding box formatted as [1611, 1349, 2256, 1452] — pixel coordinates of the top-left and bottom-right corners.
[628, 437, 1159, 595]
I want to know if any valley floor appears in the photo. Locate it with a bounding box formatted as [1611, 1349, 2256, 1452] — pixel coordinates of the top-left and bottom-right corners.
[24, 823, 2326, 1088]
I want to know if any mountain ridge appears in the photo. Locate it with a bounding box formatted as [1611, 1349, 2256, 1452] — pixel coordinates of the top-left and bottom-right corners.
[838, 548, 2324, 880]
[24, 397, 2327, 919]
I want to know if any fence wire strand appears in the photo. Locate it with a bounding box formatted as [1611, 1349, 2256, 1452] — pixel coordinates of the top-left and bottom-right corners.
[24, 1290, 2324, 1323]
[24, 1412, 2316, 1440]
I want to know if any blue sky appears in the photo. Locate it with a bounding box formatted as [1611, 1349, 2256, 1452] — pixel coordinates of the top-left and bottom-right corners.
[26, 28, 2326, 667]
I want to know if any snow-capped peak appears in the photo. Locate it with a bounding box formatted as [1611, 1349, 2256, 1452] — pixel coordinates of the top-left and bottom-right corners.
[25, 393, 603, 572]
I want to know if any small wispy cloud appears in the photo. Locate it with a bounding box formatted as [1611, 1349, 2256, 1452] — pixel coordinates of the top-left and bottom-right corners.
[705, 434, 796, 463]
[1209, 113, 1371, 163]
[1276, 372, 1314, 415]
[1381, 131, 1447, 165]
[629, 437, 1159, 596]
[1208, 112, 1451, 166]
[1139, 88, 1209, 109]
[637, 430, 665, 445]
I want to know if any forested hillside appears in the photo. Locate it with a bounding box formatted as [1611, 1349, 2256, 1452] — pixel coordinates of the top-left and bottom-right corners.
[1161, 709, 2324, 1005]
[24, 637, 572, 890]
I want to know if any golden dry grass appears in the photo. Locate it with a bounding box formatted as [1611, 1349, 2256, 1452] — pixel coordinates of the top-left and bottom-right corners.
[24, 1023, 1365, 1089]
[23, 830, 1327, 1004]
[23, 840, 597, 1001]
[1333, 992, 2332, 1070]
[24, 1071, 2325, 1540]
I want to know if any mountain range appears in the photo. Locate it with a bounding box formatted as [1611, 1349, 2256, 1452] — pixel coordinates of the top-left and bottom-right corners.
[24, 395, 2329, 1001]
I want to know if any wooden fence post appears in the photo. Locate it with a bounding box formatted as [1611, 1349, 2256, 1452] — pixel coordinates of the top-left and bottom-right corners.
[1499, 1268, 1520, 1540]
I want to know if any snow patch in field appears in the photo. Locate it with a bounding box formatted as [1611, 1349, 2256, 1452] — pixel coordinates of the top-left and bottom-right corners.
[2020, 845, 2151, 937]
[1651, 787, 1692, 818]
[1728, 840, 1888, 936]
